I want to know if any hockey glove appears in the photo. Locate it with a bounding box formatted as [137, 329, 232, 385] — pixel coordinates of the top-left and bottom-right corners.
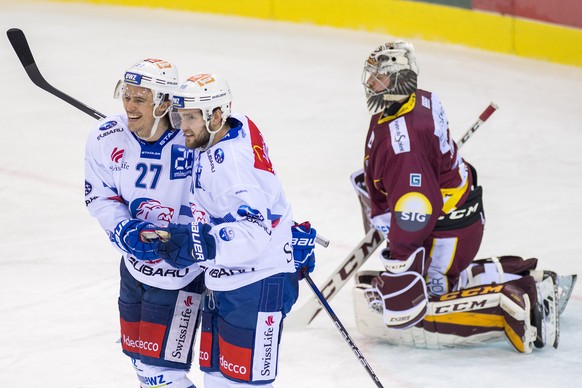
[291, 221, 317, 280]
[111, 219, 161, 261]
[157, 223, 217, 269]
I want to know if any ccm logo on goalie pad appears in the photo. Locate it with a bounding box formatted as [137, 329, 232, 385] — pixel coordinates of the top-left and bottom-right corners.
[430, 285, 505, 315]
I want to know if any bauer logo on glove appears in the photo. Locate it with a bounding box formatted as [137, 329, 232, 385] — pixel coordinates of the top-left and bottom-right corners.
[291, 221, 317, 280]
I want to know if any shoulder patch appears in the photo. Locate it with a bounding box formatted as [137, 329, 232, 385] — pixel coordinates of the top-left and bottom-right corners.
[421, 95, 431, 109]
[389, 117, 410, 154]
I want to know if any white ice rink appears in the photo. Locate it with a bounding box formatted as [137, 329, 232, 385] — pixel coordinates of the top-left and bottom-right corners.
[1, 2, 581, 387]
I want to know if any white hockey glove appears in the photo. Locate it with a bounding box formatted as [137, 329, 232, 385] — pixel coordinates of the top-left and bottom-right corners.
[371, 247, 430, 329]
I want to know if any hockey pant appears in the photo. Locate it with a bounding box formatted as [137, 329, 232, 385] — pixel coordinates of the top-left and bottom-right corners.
[118, 260, 204, 386]
[199, 272, 299, 386]
[354, 256, 553, 353]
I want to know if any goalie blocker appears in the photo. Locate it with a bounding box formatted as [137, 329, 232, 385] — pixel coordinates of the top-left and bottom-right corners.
[354, 255, 577, 353]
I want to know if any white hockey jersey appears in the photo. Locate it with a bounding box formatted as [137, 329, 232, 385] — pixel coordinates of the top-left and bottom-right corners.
[191, 114, 295, 291]
[84, 115, 203, 289]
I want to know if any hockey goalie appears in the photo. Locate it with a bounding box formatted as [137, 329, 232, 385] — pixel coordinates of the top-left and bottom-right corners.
[352, 40, 577, 353]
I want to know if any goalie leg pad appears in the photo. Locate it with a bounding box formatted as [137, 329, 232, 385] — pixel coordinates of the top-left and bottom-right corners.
[532, 273, 559, 349]
[355, 273, 542, 353]
[354, 275, 506, 349]
[499, 278, 537, 353]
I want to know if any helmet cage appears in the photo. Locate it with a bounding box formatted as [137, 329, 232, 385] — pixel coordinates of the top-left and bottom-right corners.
[362, 41, 418, 114]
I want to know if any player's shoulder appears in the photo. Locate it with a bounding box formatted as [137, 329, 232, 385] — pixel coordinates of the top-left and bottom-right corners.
[414, 89, 444, 113]
[87, 114, 129, 142]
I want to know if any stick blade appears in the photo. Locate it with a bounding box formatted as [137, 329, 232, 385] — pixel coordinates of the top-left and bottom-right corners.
[7, 28, 36, 68]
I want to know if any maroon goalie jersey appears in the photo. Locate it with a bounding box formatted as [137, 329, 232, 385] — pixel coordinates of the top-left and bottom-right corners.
[363, 89, 479, 265]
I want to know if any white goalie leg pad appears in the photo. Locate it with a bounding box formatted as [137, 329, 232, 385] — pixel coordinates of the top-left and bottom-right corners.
[499, 288, 536, 353]
[533, 274, 559, 349]
[353, 283, 506, 349]
[133, 359, 195, 388]
[353, 284, 428, 348]
[354, 274, 542, 352]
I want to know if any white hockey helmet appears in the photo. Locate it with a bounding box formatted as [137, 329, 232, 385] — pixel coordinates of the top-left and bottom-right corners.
[114, 58, 179, 105]
[362, 41, 419, 114]
[170, 74, 232, 149]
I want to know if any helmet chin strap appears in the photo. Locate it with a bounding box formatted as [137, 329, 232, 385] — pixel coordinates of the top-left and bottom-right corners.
[200, 119, 226, 151]
[137, 102, 170, 141]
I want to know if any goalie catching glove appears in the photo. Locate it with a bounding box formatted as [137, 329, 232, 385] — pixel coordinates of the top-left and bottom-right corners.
[370, 247, 431, 329]
[291, 222, 317, 280]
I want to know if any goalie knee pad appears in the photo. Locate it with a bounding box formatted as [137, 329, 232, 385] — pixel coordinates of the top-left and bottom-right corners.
[458, 255, 538, 290]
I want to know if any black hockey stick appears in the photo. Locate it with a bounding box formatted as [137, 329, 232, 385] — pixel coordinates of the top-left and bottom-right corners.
[6, 28, 106, 120]
[303, 271, 385, 388]
[287, 102, 499, 326]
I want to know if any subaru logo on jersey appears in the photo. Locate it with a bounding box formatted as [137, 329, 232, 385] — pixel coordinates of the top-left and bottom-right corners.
[394, 192, 432, 232]
[124, 72, 142, 85]
[85, 180, 93, 196]
[172, 96, 185, 108]
[99, 120, 117, 131]
[219, 227, 235, 241]
[214, 148, 224, 163]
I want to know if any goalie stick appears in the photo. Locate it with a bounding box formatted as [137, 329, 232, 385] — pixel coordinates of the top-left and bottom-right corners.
[287, 102, 499, 326]
[7, 27, 332, 247]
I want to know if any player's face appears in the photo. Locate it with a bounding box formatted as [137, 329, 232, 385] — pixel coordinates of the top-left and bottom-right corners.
[122, 85, 156, 136]
[178, 109, 210, 149]
[366, 72, 391, 93]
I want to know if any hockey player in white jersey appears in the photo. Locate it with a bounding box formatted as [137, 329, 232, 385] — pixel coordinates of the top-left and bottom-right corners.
[84, 59, 204, 388]
[148, 73, 316, 387]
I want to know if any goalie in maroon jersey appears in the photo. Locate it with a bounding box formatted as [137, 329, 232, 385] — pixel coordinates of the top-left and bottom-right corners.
[352, 40, 575, 353]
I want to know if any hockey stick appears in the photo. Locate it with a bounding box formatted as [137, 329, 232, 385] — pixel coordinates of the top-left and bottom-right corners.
[6, 28, 106, 120]
[303, 272, 385, 388]
[287, 102, 499, 326]
[6, 28, 332, 248]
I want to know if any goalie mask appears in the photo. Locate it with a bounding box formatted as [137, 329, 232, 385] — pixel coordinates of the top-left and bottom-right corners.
[114, 58, 179, 139]
[170, 73, 232, 151]
[362, 41, 418, 114]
